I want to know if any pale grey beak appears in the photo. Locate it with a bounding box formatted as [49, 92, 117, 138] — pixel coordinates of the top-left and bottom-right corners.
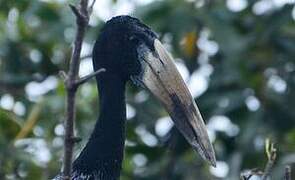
[132, 39, 216, 166]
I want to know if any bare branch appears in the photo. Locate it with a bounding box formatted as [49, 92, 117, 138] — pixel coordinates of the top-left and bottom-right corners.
[62, 0, 98, 179]
[71, 136, 82, 143]
[261, 139, 277, 180]
[69, 4, 82, 19]
[89, 0, 96, 14]
[81, 54, 92, 60]
[14, 100, 43, 140]
[59, 71, 68, 82]
[75, 68, 106, 87]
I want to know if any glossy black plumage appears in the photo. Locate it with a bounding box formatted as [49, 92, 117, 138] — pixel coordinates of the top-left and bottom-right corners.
[54, 15, 215, 180]
[55, 16, 158, 180]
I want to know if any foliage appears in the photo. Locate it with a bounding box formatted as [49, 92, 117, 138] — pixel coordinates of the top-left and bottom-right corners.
[0, 0, 294, 179]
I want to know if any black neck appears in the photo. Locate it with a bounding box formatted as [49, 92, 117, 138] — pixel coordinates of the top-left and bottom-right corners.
[72, 72, 127, 179]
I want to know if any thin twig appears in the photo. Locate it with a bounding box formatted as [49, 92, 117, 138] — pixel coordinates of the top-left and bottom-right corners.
[69, 5, 82, 20]
[59, 71, 68, 82]
[14, 100, 43, 140]
[261, 139, 277, 180]
[62, 0, 97, 179]
[80, 54, 92, 60]
[284, 165, 291, 180]
[75, 68, 106, 86]
[88, 0, 96, 14]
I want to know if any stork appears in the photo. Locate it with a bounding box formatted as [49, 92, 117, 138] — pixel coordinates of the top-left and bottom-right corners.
[54, 15, 215, 180]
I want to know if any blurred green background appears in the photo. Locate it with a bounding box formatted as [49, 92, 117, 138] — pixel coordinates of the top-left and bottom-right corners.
[0, 0, 294, 179]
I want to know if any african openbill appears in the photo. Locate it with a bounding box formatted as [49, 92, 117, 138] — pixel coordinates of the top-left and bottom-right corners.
[55, 15, 215, 180]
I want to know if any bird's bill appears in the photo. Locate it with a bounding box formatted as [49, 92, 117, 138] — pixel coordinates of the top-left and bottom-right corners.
[135, 39, 216, 166]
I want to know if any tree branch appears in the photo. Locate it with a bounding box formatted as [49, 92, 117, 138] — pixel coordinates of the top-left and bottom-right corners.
[261, 139, 277, 180]
[62, 0, 97, 179]
[88, 0, 96, 15]
[80, 54, 92, 60]
[75, 68, 105, 86]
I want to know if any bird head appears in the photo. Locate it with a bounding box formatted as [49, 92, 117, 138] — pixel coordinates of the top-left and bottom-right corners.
[93, 16, 156, 80]
[93, 15, 216, 166]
